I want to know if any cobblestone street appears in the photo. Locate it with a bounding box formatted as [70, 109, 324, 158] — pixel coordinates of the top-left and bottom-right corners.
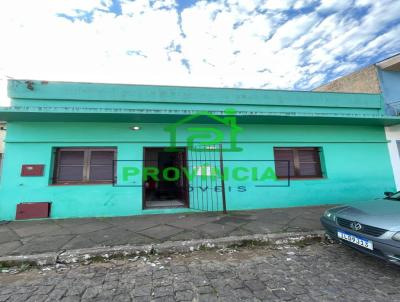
[1, 242, 400, 302]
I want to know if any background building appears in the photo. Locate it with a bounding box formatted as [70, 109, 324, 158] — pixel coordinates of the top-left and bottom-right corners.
[315, 54, 400, 190]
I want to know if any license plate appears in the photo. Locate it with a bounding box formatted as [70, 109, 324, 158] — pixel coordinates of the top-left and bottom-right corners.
[337, 231, 373, 250]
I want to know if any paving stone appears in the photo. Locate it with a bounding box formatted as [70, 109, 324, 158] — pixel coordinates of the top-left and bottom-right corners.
[66, 285, 87, 296]
[137, 225, 184, 240]
[172, 282, 192, 291]
[253, 289, 279, 300]
[60, 296, 81, 302]
[26, 295, 48, 302]
[133, 285, 152, 297]
[227, 279, 245, 289]
[108, 217, 161, 231]
[10, 223, 64, 238]
[81, 227, 152, 246]
[213, 216, 249, 226]
[231, 288, 254, 299]
[241, 221, 283, 233]
[10, 235, 74, 254]
[55, 218, 103, 226]
[195, 222, 237, 237]
[60, 235, 98, 250]
[153, 286, 173, 298]
[64, 221, 112, 234]
[153, 296, 175, 302]
[287, 216, 322, 231]
[197, 286, 214, 294]
[111, 293, 131, 302]
[0, 230, 19, 244]
[2, 242, 399, 301]
[166, 215, 218, 229]
[0, 241, 22, 256]
[198, 293, 218, 302]
[244, 279, 266, 291]
[272, 288, 295, 300]
[82, 286, 103, 299]
[166, 230, 204, 241]
[0, 295, 9, 302]
[132, 296, 151, 302]
[34, 285, 54, 295]
[175, 290, 194, 301]
[44, 288, 67, 301]
[7, 293, 31, 302]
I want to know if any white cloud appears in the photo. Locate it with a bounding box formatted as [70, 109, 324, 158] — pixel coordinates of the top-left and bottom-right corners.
[261, 0, 295, 10]
[0, 0, 399, 103]
[348, 24, 400, 60]
[293, 0, 318, 10]
[354, 0, 374, 7]
[317, 0, 354, 12]
[265, 13, 321, 52]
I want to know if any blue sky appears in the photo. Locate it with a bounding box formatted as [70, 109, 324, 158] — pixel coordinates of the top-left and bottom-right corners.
[0, 0, 399, 95]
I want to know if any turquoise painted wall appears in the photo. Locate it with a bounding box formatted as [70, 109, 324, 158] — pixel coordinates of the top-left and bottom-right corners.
[0, 121, 396, 221]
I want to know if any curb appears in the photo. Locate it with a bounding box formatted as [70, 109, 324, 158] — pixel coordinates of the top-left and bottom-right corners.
[0, 230, 325, 267]
[0, 252, 58, 267]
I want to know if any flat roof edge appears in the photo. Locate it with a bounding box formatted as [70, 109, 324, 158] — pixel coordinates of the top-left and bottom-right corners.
[376, 53, 400, 71]
[8, 79, 382, 98]
[0, 106, 398, 121]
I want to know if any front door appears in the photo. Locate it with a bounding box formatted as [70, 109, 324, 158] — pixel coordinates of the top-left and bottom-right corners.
[143, 147, 189, 209]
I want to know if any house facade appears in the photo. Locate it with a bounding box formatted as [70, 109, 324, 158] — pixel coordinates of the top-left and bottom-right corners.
[316, 54, 400, 189]
[0, 79, 399, 221]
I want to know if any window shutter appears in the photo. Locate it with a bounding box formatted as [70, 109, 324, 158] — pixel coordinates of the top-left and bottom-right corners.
[297, 148, 322, 177]
[57, 151, 85, 182]
[274, 147, 323, 179]
[53, 148, 116, 184]
[89, 151, 115, 181]
[274, 149, 295, 178]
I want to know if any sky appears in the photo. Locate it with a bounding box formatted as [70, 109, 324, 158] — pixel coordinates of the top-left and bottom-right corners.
[0, 0, 400, 103]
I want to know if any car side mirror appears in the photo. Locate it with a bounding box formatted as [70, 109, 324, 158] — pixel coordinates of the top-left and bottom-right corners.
[384, 191, 394, 197]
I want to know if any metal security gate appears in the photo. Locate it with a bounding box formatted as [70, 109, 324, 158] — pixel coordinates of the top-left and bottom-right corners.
[187, 144, 227, 213]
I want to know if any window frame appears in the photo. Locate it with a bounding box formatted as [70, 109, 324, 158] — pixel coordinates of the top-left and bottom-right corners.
[274, 147, 323, 180]
[52, 147, 116, 185]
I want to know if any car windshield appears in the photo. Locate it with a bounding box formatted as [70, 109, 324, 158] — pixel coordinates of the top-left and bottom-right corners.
[388, 191, 400, 200]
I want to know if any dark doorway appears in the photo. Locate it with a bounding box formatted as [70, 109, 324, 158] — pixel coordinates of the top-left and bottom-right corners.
[143, 147, 189, 209]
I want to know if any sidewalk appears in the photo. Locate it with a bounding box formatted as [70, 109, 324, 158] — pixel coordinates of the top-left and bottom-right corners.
[0, 205, 329, 260]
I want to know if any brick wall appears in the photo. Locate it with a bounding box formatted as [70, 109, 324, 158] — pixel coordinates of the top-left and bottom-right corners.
[314, 65, 381, 94]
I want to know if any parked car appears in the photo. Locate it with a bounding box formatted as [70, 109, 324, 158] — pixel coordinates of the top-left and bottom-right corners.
[320, 191, 400, 265]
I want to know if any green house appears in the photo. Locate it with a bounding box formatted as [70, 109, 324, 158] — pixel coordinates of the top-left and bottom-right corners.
[0, 79, 399, 220]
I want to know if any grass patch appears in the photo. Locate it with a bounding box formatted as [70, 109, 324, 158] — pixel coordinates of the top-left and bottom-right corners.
[0, 261, 35, 272]
[228, 239, 271, 249]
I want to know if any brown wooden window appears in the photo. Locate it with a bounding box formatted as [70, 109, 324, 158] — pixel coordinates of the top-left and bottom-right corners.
[274, 147, 323, 179]
[53, 148, 116, 185]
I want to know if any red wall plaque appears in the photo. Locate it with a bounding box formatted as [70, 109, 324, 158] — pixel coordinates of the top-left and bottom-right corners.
[21, 164, 44, 176]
